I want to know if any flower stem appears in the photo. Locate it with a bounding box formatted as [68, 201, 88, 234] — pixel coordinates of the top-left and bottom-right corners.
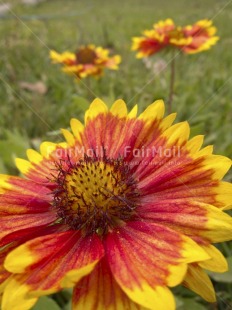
[168, 51, 176, 114]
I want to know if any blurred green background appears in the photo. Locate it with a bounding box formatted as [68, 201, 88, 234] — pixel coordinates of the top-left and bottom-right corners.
[0, 0, 232, 309]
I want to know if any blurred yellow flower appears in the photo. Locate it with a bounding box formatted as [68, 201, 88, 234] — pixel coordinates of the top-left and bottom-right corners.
[50, 45, 121, 79]
[132, 19, 219, 57]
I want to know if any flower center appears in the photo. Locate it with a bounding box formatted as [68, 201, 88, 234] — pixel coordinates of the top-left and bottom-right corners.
[168, 28, 184, 40]
[75, 47, 97, 64]
[52, 155, 139, 235]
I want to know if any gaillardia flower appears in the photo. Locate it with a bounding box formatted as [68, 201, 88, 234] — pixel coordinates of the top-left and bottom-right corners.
[50, 45, 121, 79]
[132, 19, 219, 57]
[132, 19, 181, 58]
[0, 99, 232, 310]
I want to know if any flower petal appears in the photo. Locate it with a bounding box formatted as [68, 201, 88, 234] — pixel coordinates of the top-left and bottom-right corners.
[195, 155, 231, 180]
[197, 145, 213, 156]
[14, 158, 32, 175]
[203, 204, 232, 242]
[0, 226, 64, 293]
[162, 121, 190, 146]
[199, 244, 228, 272]
[186, 135, 204, 154]
[0, 245, 14, 287]
[40, 141, 67, 159]
[61, 129, 75, 146]
[105, 221, 209, 310]
[72, 258, 146, 310]
[136, 146, 231, 210]
[183, 264, 216, 302]
[159, 113, 176, 131]
[5, 230, 104, 294]
[0, 175, 50, 205]
[128, 105, 138, 118]
[82, 102, 174, 162]
[85, 98, 108, 123]
[181, 19, 219, 54]
[2, 276, 38, 310]
[70, 118, 84, 143]
[26, 149, 43, 164]
[0, 213, 56, 247]
[217, 182, 232, 209]
[82, 110, 145, 159]
[15, 142, 75, 185]
[110, 99, 128, 117]
[138, 200, 232, 243]
[0, 177, 56, 246]
[138, 100, 164, 124]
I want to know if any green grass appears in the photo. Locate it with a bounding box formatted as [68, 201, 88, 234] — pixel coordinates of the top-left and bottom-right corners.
[0, 0, 232, 309]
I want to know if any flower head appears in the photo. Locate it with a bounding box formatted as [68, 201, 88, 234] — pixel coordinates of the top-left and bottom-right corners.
[0, 99, 232, 310]
[132, 19, 219, 57]
[50, 45, 121, 79]
[132, 19, 175, 58]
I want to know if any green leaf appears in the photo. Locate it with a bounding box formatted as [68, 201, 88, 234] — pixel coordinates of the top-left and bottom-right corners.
[32, 296, 60, 310]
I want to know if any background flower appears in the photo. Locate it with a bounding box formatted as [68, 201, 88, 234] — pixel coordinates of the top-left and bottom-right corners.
[132, 19, 219, 57]
[0, 99, 231, 310]
[131, 19, 176, 58]
[50, 45, 121, 79]
[131, 18, 219, 114]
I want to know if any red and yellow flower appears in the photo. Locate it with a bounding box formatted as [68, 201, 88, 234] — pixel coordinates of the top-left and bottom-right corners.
[179, 19, 219, 54]
[50, 45, 121, 79]
[0, 99, 232, 310]
[132, 19, 219, 57]
[132, 19, 175, 58]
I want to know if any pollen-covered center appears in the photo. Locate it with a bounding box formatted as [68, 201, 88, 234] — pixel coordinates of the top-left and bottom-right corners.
[76, 47, 97, 64]
[53, 156, 139, 235]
